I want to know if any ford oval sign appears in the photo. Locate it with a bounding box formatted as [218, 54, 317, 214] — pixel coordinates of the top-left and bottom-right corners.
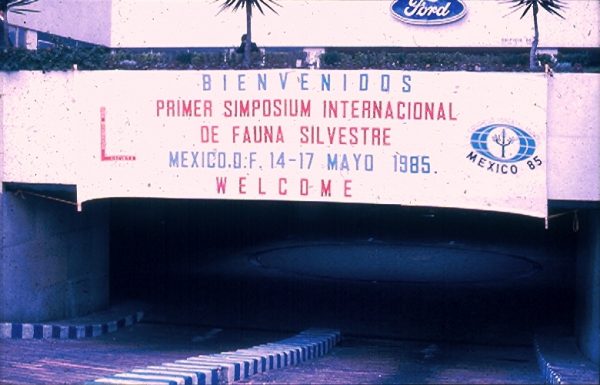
[470, 124, 537, 163]
[391, 0, 467, 26]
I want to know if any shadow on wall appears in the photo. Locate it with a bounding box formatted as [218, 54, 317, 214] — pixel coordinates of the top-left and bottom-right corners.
[1, 187, 109, 323]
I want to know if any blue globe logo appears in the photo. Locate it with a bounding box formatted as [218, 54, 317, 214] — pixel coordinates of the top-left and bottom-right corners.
[470, 124, 536, 163]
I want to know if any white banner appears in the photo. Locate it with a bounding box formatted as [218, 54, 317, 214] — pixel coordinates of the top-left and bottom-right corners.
[76, 70, 547, 217]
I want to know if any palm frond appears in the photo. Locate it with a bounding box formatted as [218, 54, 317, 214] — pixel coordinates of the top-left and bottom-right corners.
[10, 0, 40, 6]
[9, 8, 39, 14]
[217, 0, 280, 15]
[520, 3, 532, 19]
[3, 0, 40, 14]
[502, 0, 566, 19]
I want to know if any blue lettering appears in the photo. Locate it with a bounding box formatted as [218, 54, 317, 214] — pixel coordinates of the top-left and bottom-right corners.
[238, 74, 246, 91]
[169, 151, 179, 167]
[359, 73, 368, 91]
[327, 154, 338, 170]
[300, 73, 309, 90]
[402, 75, 412, 93]
[327, 153, 374, 171]
[381, 74, 390, 92]
[279, 72, 288, 90]
[321, 74, 331, 91]
[202, 74, 211, 91]
[181, 151, 189, 168]
[258, 73, 267, 91]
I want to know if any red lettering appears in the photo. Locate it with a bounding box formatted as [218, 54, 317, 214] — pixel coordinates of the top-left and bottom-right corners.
[156, 100, 164, 116]
[300, 178, 309, 196]
[344, 179, 352, 197]
[200, 125, 219, 143]
[216, 177, 227, 194]
[239, 177, 247, 194]
[279, 178, 287, 195]
[321, 180, 332, 197]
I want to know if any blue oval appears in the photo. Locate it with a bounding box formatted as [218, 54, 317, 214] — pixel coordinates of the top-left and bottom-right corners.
[391, 0, 467, 26]
[470, 124, 536, 163]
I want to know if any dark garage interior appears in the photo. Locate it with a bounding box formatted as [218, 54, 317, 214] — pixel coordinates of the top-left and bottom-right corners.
[1, 186, 598, 383]
[108, 199, 580, 345]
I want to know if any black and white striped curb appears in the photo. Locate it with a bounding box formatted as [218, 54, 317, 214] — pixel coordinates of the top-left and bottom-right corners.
[0, 311, 143, 340]
[534, 334, 600, 385]
[88, 328, 341, 385]
[535, 336, 564, 384]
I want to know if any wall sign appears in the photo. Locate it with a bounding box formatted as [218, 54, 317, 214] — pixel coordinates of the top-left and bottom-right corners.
[391, 0, 467, 25]
[75, 70, 547, 218]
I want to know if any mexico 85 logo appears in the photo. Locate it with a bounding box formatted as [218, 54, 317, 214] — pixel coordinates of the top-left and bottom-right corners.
[466, 124, 543, 175]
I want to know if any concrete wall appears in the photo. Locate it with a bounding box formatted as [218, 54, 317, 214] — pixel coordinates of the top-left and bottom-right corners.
[8, 0, 600, 48]
[547, 74, 600, 202]
[8, 0, 112, 47]
[0, 192, 109, 323]
[0, 76, 4, 321]
[1, 71, 80, 185]
[1, 72, 109, 323]
[109, 0, 599, 48]
[576, 209, 600, 365]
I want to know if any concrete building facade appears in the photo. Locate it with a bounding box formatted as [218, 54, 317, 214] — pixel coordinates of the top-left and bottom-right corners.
[1, 0, 598, 367]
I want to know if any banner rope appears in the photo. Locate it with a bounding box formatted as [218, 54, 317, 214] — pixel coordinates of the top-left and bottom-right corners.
[13, 190, 78, 207]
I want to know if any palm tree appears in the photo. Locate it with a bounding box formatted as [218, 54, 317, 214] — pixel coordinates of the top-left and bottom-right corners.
[217, 0, 280, 67]
[504, 0, 565, 70]
[1, 0, 40, 48]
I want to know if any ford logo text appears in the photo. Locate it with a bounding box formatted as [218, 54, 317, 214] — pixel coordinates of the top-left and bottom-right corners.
[391, 0, 467, 26]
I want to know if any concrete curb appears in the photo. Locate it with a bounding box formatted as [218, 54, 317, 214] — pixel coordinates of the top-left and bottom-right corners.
[88, 328, 341, 385]
[0, 311, 144, 340]
[534, 333, 600, 384]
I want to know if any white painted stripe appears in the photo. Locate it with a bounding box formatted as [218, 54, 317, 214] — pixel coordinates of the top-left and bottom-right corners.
[75, 325, 86, 339]
[285, 340, 318, 357]
[265, 348, 292, 367]
[0, 323, 11, 339]
[213, 354, 255, 377]
[59, 326, 69, 339]
[240, 348, 277, 370]
[161, 363, 217, 371]
[42, 324, 53, 339]
[141, 367, 200, 385]
[272, 340, 321, 359]
[272, 341, 310, 359]
[93, 378, 167, 385]
[21, 324, 34, 339]
[107, 321, 118, 333]
[258, 348, 287, 367]
[113, 372, 185, 385]
[92, 324, 103, 337]
[175, 358, 227, 368]
[180, 358, 235, 383]
[159, 363, 216, 382]
[158, 364, 216, 384]
[170, 361, 228, 383]
[262, 344, 300, 364]
[264, 342, 310, 362]
[221, 352, 266, 372]
[130, 370, 194, 384]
